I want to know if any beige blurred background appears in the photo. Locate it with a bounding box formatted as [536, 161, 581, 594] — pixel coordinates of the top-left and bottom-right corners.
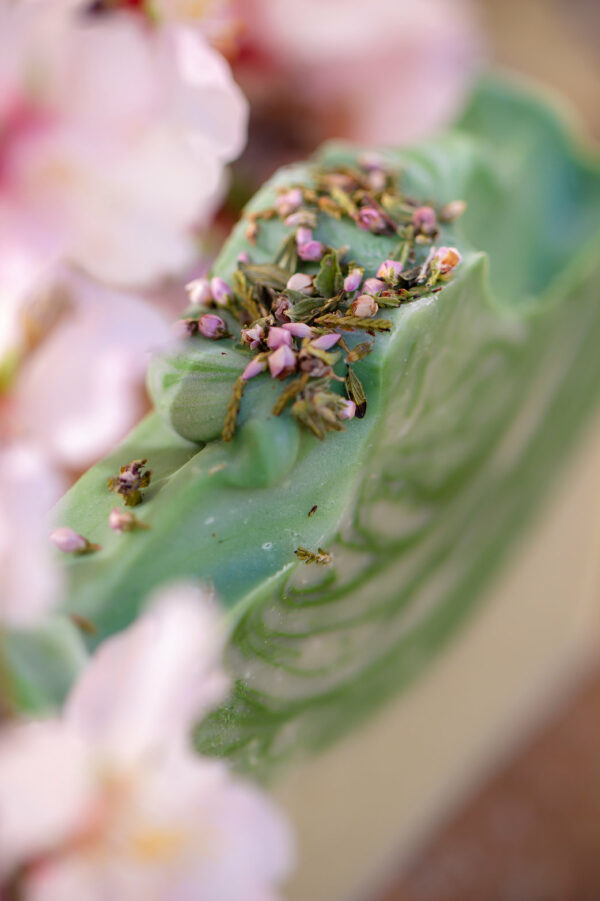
[377, 1, 600, 899]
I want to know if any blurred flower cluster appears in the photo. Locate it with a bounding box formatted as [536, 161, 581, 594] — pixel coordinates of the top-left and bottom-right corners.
[0, 0, 480, 896]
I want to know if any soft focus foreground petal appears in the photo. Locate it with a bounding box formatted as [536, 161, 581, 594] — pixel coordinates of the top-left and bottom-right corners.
[0, 443, 62, 627]
[65, 584, 229, 760]
[240, 0, 481, 144]
[13, 275, 168, 470]
[172, 26, 249, 161]
[0, 721, 93, 876]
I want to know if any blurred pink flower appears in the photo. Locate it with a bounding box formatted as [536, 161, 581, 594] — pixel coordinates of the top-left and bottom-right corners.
[0, 443, 63, 627]
[9, 273, 169, 471]
[237, 0, 481, 145]
[0, 585, 294, 900]
[0, 1, 248, 306]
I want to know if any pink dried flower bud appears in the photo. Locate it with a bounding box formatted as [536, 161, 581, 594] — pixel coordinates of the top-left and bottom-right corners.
[210, 277, 232, 307]
[276, 187, 303, 217]
[351, 295, 379, 318]
[242, 357, 267, 380]
[286, 273, 314, 295]
[298, 240, 325, 262]
[296, 227, 312, 247]
[50, 527, 90, 553]
[440, 199, 467, 222]
[267, 326, 293, 350]
[198, 314, 227, 339]
[357, 207, 386, 233]
[296, 228, 325, 261]
[339, 399, 356, 420]
[344, 267, 364, 293]
[241, 324, 265, 349]
[282, 322, 314, 338]
[434, 246, 462, 274]
[237, 251, 250, 263]
[377, 259, 404, 284]
[363, 277, 385, 296]
[412, 206, 437, 236]
[311, 332, 341, 351]
[268, 344, 297, 379]
[185, 277, 211, 305]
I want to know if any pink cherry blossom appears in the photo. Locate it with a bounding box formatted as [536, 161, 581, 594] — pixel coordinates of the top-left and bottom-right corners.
[0, 2, 248, 306]
[0, 442, 63, 627]
[239, 0, 480, 145]
[0, 586, 294, 900]
[10, 272, 168, 471]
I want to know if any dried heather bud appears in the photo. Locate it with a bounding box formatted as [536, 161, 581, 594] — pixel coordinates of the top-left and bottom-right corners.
[107, 459, 152, 507]
[198, 314, 228, 339]
[338, 399, 357, 420]
[109, 508, 150, 533]
[356, 207, 387, 233]
[351, 295, 378, 318]
[241, 324, 265, 349]
[282, 322, 314, 339]
[171, 318, 199, 340]
[267, 326, 293, 350]
[440, 199, 467, 222]
[376, 259, 404, 284]
[310, 332, 341, 351]
[286, 273, 314, 295]
[185, 277, 212, 306]
[296, 228, 324, 262]
[344, 266, 364, 293]
[412, 206, 437, 236]
[276, 188, 303, 218]
[363, 277, 385, 296]
[210, 277, 233, 307]
[434, 246, 462, 274]
[242, 357, 267, 380]
[50, 527, 97, 554]
[268, 344, 297, 379]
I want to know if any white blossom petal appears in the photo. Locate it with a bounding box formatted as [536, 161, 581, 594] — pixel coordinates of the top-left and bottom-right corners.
[0, 443, 63, 627]
[65, 584, 229, 760]
[0, 721, 94, 876]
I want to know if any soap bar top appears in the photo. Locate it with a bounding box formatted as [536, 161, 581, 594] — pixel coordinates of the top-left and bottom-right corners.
[17, 77, 599, 777]
[149, 151, 464, 454]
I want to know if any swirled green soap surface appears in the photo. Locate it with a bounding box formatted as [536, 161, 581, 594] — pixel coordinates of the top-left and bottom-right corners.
[11, 77, 600, 781]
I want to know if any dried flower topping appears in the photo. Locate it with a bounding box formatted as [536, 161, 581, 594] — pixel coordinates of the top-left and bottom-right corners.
[107, 459, 152, 507]
[50, 527, 99, 554]
[179, 157, 463, 444]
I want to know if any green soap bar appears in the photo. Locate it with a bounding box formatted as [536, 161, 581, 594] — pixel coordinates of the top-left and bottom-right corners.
[12, 77, 600, 780]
